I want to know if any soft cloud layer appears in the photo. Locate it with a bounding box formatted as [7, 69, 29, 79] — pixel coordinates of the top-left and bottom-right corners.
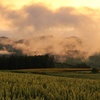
[0, 4, 100, 57]
[0, 50, 10, 55]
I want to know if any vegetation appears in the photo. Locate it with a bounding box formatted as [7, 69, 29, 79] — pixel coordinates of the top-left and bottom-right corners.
[0, 52, 100, 70]
[10, 68, 100, 80]
[91, 68, 99, 73]
[0, 54, 91, 70]
[86, 53, 100, 68]
[0, 72, 100, 100]
[0, 54, 55, 69]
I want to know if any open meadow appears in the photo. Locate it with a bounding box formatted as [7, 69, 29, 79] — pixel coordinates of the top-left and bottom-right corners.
[0, 70, 100, 100]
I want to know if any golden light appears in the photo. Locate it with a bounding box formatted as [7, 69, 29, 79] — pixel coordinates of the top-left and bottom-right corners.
[68, 0, 100, 9]
[1, 0, 100, 10]
[31, 0, 100, 10]
[1, 0, 32, 9]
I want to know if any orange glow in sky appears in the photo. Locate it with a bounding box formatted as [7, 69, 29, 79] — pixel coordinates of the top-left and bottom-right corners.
[1, 0, 100, 10]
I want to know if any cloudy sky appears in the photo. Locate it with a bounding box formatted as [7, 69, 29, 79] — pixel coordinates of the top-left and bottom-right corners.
[0, 0, 100, 38]
[0, 0, 100, 56]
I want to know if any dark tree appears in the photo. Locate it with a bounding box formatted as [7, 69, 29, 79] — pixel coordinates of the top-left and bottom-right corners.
[0, 54, 55, 70]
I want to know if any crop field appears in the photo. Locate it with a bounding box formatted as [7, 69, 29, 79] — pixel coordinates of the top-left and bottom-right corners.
[13, 68, 92, 72]
[0, 71, 100, 100]
[9, 68, 100, 80]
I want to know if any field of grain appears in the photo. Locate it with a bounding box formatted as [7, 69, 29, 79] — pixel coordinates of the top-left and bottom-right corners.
[15, 68, 92, 72]
[0, 71, 100, 100]
[9, 68, 100, 80]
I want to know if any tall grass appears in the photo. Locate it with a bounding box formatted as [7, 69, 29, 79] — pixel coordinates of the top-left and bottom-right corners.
[0, 72, 100, 100]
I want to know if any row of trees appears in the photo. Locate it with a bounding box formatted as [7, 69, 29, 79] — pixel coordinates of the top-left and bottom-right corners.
[0, 54, 91, 70]
[55, 57, 90, 68]
[0, 54, 55, 70]
[55, 62, 90, 68]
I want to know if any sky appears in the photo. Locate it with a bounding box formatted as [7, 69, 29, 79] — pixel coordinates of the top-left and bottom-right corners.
[1, 0, 100, 10]
[0, 0, 100, 57]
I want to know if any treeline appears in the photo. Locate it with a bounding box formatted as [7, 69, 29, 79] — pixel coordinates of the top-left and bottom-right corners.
[0, 54, 91, 70]
[0, 54, 55, 70]
[55, 62, 90, 68]
[55, 57, 90, 68]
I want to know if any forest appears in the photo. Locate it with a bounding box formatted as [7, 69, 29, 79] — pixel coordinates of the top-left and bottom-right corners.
[0, 54, 55, 69]
[0, 54, 91, 70]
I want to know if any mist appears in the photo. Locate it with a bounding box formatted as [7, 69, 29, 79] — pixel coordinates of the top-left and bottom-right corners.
[0, 4, 100, 58]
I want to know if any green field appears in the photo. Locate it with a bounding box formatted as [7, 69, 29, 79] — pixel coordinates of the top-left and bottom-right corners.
[9, 68, 100, 80]
[0, 71, 100, 100]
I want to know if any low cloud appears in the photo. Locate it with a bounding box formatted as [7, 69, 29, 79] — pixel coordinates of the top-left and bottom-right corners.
[0, 49, 11, 55]
[0, 4, 100, 58]
[0, 4, 93, 34]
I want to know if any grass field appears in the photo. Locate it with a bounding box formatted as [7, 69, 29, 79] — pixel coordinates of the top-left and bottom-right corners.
[0, 70, 100, 100]
[13, 68, 92, 72]
[7, 68, 100, 80]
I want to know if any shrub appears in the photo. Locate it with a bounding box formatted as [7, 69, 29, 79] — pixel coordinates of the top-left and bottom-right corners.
[91, 68, 99, 73]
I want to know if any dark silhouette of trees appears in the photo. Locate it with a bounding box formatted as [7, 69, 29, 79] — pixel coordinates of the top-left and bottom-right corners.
[91, 68, 99, 73]
[86, 53, 100, 68]
[0, 54, 91, 70]
[0, 54, 55, 70]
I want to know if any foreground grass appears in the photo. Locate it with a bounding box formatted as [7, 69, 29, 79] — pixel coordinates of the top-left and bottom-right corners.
[0, 72, 100, 100]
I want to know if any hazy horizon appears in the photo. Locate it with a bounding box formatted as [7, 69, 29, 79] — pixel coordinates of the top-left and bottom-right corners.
[0, 0, 100, 58]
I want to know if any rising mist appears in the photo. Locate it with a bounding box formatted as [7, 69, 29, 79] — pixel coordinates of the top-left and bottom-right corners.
[0, 4, 100, 59]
